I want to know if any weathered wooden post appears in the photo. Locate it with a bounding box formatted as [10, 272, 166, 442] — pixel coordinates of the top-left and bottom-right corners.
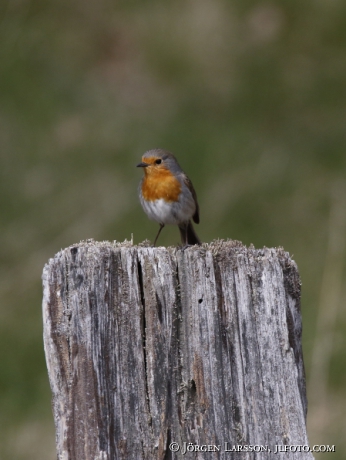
[42, 240, 312, 459]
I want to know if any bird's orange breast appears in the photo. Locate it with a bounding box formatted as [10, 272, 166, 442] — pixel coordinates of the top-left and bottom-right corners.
[141, 168, 181, 202]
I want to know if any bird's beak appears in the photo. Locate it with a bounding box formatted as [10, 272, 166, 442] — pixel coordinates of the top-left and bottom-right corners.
[136, 162, 150, 168]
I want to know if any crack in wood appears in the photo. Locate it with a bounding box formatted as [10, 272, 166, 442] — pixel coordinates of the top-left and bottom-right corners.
[173, 258, 185, 429]
[137, 258, 152, 427]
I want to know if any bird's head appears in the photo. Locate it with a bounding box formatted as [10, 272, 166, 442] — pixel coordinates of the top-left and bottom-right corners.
[136, 149, 182, 176]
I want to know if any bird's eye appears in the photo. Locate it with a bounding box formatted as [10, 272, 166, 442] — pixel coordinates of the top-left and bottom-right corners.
[155, 159, 162, 165]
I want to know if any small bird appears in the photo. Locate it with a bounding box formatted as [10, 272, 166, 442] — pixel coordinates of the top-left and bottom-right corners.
[137, 149, 201, 246]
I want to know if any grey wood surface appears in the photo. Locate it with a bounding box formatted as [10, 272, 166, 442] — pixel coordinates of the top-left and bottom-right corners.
[42, 240, 312, 459]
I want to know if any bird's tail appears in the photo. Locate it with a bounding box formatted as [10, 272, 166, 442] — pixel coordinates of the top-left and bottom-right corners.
[178, 221, 201, 245]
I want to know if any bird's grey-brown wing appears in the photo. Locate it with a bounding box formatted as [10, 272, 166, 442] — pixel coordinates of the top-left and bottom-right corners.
[183, 174, 200, 224]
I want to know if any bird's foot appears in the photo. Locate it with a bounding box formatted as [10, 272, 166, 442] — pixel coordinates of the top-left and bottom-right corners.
[178, 243, 195, 251]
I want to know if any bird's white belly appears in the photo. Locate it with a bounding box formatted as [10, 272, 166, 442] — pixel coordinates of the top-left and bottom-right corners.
[142, 198, 195, 225]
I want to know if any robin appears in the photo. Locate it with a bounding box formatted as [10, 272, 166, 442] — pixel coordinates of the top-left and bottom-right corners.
[137, 149, 201, 246]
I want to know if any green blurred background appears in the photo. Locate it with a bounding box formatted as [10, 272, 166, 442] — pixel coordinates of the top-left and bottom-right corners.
[1, 0, 345, 458]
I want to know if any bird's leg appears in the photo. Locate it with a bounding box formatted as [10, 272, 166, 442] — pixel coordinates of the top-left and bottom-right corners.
[153, 223, 165, 246]
[179, 224, 192, 250]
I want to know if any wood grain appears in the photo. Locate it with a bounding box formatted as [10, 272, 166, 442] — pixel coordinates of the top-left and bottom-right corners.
[42, 240, 312, 459]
